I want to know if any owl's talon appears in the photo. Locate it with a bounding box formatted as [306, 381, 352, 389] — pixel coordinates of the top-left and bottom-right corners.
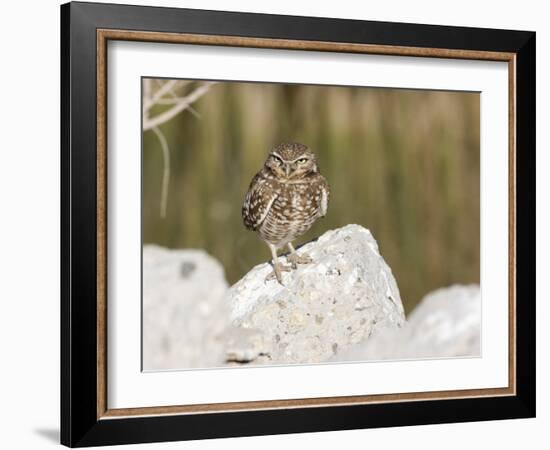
[265, 263, 292, 284]
[287, 252, 313, 269]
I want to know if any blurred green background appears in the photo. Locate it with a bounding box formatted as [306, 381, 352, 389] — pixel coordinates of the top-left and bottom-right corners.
[143, 80, 480, 313]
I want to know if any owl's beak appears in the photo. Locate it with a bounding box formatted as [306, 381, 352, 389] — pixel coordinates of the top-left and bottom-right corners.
[285, 164, 291, 177]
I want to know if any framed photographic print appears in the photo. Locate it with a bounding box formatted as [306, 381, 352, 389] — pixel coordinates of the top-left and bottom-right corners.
[60, 1, 536, 447]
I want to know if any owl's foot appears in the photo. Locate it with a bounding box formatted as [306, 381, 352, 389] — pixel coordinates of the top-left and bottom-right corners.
[265, 262, 292, 284]
[286, 252, 313, 269]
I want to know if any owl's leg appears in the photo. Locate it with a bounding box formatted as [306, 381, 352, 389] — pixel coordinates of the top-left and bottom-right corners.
[286, 242, 313, 269]
[265, 242, 292, 284]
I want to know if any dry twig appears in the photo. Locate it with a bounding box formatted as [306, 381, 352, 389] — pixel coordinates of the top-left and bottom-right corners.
[142, 79, 215, 218]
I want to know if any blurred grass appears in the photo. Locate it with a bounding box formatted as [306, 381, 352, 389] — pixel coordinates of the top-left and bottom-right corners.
[143, 81, 480, 313]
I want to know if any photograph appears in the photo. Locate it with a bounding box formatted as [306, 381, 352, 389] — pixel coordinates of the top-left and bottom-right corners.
[141, 78, 481, 371]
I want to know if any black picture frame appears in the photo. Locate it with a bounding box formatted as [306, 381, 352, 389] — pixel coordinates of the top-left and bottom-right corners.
[61, 1, 535, 447]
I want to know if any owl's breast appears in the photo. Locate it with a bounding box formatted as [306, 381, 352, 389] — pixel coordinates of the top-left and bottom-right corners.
[258, 181, 326, 247]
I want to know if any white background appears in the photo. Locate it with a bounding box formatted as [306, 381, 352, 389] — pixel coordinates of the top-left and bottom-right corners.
[0, 0, 546, 449]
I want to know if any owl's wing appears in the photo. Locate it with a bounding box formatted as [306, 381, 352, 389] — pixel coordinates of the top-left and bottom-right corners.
[318, 175, 330, 217]
[242, 174, 278, 231]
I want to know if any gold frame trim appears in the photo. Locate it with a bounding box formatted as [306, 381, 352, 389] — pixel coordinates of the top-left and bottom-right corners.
[96, 29, 517, 420]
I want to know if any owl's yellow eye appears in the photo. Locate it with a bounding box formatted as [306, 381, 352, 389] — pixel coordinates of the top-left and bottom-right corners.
[297, 158, 308, 164]
[271, 155, 283, 165]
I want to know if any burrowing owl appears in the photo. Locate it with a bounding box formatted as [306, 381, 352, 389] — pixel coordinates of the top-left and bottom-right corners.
[242, 142, 330, 283]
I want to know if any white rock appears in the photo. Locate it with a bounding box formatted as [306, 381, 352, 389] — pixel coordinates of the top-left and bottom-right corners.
[333, 284, 481, 362]
[226, 224, 406, 364]
[142, 245, 229, 370]
[224, 327, 267, 364]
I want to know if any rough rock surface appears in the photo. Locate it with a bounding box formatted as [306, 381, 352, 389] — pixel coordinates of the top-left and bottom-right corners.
[225, 224, 406, 365]
[142, 245, 229, 370]
[332, 284, 481, 362]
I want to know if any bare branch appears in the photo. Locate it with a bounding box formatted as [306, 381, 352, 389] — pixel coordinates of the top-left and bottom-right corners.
[186, 105, 202, 119]
[143, 80, 215, 218]
[153, 97, 198, 105]
[143, 79, 179, 111]
[143, 79, 152, 121]
[151, 126, 170, 219]
[143, 82, 214, 131]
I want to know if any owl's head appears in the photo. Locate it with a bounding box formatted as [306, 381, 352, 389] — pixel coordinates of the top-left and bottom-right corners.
[265, 142, 318, 180]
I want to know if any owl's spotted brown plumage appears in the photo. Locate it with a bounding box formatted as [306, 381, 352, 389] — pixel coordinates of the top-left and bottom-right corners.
[242, 143, 330, 283]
